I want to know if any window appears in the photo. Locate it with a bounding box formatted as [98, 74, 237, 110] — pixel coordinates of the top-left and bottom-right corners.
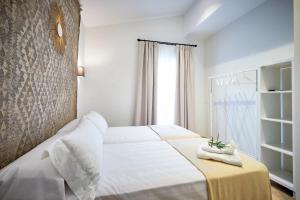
[156, 44, 177, 125]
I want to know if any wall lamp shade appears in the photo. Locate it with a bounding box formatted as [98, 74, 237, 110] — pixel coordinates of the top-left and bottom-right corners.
[77, 66, 85, 77]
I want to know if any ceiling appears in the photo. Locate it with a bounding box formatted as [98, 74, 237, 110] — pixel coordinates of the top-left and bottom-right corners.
[184, 0, 267, 39]
[81, 0, 196, 27]
[80, 0, 267, 38]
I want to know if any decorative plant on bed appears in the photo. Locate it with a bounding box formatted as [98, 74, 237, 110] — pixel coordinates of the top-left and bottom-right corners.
[208, 133, 226, 149]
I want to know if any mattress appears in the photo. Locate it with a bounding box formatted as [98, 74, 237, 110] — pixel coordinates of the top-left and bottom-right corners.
[104, 126, 160, 143]
[150, 125, 200, 140]
[66, 141, 208, 200]
[104, 125, 200, 144]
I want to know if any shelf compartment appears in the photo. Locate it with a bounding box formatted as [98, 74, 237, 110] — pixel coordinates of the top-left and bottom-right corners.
[281, 67, 292, 91]
[261, 148, 293, 190]
[260, 93, 292, 121]
[260, 62, 292, 91]
[261, 120, 293, 156]
[269, 169, 293, 191]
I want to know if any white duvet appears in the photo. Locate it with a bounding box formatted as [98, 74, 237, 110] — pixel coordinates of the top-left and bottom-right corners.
[1, 121, 208, 200]
[66, 141, 207, 200]
[104, 126, 160, 143]
[150, 125, 200, 139]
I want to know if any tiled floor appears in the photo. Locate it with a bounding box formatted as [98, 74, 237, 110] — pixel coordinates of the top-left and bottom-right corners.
[271, 182, 294, 200]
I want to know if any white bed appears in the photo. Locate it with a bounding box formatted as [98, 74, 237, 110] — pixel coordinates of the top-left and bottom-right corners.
[0, 110, 208, 200]
[104, 126, 160, 143]
[0, 113, 271, 200]
[66, 115, 199, 144]
[66, 141, 207, 200]
[104, 125, 200, 144]
[0, 118, 207, 200]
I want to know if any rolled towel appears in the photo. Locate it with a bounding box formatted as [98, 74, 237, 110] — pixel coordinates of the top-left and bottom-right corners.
[197, 145, 243, 167]
[202, 141, 236, 155]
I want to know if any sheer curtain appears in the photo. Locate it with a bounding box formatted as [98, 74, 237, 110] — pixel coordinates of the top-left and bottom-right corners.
[156, 44, 177, 125]
[211, 71, 258, 158]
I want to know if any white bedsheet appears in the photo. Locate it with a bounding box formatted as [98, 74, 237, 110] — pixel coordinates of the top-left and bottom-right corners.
[0, 119, 80, 200]
[150, 125, 199, 139]
[104, 126, 160, 143]
[66, 141, 208, 200]
[0, 122, 207, 200]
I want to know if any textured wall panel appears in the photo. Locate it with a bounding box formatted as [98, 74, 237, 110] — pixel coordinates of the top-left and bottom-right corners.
[0, 0, 80, 168]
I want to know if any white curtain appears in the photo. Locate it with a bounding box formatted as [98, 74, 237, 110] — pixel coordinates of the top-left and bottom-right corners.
[156, 44, 177, 125]
[134, 41, 158, 125]
[134, 42, 195, 129]
[211, 71, 258, 158]
[175, 45, 195, 130]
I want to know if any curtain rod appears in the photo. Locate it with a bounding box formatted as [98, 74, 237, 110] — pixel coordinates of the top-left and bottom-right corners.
[137, 39, 197, 47]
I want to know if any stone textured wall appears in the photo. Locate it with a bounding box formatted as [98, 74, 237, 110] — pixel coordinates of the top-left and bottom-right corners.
[0, 0, 80, 168]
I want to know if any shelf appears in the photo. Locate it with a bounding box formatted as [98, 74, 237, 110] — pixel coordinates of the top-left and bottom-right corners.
[260, 93, 292, 120]
[260, 60, 294, 192]
[261, 117, 293, 124]
[260, 62, 292, 91]
[269, 169, 293, 190]
[261, 143, 293, 156]
[260, 90, 292, 94]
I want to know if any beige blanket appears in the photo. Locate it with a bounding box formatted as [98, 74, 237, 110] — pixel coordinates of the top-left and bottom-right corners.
[168, 138, 272, 200]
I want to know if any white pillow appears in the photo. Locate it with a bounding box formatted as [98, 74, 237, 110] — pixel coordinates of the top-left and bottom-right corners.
[85, 111, 108, 136]
[45, 117, 103, 200]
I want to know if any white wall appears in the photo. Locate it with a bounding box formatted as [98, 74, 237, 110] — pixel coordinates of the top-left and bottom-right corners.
[294, 0, 300, 198]
[78, 16, 207, 135]
[202, 0, 293, 136]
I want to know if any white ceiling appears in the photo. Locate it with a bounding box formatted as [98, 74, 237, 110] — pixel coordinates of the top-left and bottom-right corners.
[80, 0, 267, 38]
[184, 0, 267, 39]
[81, 0, 196, 27]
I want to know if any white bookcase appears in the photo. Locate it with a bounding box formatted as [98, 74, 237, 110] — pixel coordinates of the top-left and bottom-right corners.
[259, 60, 294, 191]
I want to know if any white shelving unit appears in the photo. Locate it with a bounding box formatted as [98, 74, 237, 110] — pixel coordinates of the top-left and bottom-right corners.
[259, 60, 294, 191]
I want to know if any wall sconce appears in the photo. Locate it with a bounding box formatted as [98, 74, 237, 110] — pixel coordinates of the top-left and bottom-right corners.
[77, 66, 85, 77]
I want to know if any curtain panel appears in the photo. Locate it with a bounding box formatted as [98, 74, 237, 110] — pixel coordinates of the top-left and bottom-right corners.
[134, 41, 158, 125]
[175, 45, 195, 130]
[134, 42, 195, 130]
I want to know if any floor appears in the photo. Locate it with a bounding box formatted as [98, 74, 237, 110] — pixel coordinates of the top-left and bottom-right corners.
[271, 182, 294, 200]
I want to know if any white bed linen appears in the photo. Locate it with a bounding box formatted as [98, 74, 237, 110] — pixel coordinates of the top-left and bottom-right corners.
[45, 118, 104, 200]
[104, 126, 160, 143]
[85, 111, 108, 136]
[150, 125, 199, 138]
[66, 141, 208, 200]
[0, 119, 80, 200]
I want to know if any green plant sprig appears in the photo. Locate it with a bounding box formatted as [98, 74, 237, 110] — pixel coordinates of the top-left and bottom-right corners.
[208, 132, 226, 149]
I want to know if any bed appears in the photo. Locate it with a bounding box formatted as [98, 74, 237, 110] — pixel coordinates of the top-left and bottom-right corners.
[66, 141, 208, 200]
[0, 112, 271, 200]
[75, 111, 201, 144]
[105, 125, 200, 144]
[104, 126, 160, 143]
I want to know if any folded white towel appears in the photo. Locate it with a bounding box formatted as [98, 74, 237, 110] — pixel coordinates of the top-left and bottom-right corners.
[201, 141, 236, 155]
[197, 145, 243, 167]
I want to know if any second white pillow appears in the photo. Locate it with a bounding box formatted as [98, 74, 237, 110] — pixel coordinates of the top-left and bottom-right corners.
[46, 117, 103, 200]
[85, 111, 108, 136]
